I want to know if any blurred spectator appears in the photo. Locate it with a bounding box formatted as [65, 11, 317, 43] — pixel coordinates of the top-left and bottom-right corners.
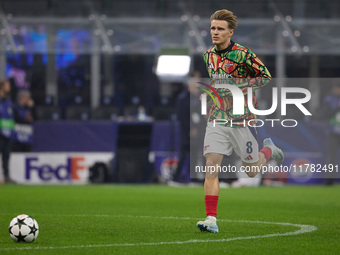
[0, 79, 15, 183]
[12, 90, 35, 152]
[323, 82, 340, 185]
[170, 72, 204, 184]
[137, 105, 148, 121]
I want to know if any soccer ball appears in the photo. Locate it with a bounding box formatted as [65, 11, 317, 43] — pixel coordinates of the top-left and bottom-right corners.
[9, 214, 39, 243]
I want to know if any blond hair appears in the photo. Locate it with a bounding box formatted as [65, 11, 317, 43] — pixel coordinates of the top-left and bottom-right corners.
[210, 9, 237, 30]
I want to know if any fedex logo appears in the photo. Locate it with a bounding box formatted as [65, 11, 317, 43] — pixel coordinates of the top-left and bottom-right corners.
[25, 157, 85, 181]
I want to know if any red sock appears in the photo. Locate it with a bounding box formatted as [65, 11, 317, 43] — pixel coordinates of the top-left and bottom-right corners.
[260, 147, 272, 162]
[205, 195, 219, 218]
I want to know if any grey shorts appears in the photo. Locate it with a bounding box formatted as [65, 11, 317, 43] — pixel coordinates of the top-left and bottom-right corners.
[203, 122, 259, 163]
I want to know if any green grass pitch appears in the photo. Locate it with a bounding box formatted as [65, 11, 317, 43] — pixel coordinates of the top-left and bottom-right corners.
[0, 184, 339, 254]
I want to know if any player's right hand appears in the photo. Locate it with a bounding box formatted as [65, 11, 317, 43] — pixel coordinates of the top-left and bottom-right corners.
[199, 93, 205, 102]
[199, 93, 212, 102]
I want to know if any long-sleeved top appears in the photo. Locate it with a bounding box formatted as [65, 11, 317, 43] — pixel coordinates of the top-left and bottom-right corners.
[202, 41, 272, 127]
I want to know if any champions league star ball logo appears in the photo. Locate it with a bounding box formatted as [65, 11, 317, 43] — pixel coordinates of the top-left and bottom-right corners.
[9, 214, 39, 243]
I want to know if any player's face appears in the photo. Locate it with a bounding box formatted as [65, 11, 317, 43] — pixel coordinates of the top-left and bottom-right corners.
[210, 20, 234, 50]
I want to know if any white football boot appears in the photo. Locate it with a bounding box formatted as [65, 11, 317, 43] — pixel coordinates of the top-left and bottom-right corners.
[197, 216, 219, 233]
[263, 138, 284, 163]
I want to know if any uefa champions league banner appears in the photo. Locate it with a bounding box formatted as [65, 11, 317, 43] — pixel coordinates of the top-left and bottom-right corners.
[9, 152, 114, 184]
[13, 124, 33, 144]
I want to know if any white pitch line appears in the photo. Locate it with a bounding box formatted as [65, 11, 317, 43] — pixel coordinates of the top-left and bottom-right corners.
[0, 215, 317, 251]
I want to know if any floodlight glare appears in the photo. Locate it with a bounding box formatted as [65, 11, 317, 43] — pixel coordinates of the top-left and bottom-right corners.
[156, 55, 191, 77]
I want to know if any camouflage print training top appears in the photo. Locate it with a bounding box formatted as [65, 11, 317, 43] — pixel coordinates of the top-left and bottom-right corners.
[203, 41, 272, 127]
